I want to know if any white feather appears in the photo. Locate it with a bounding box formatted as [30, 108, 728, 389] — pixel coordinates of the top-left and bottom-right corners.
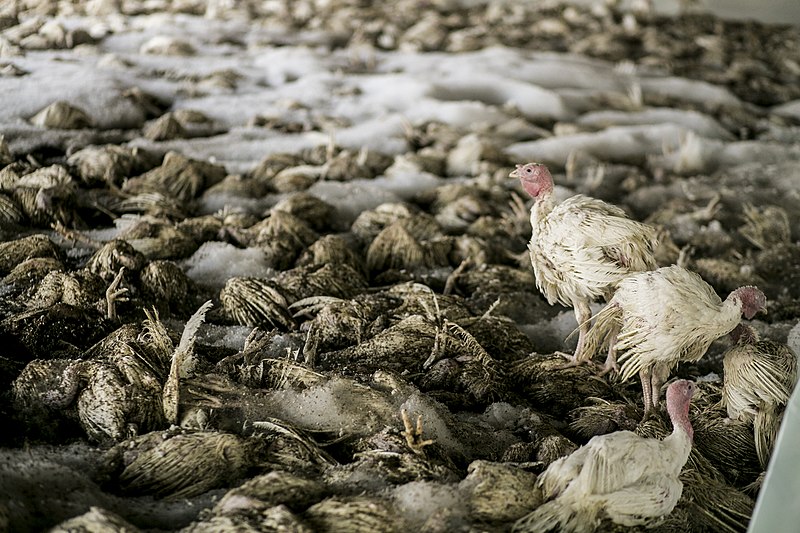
[175, 299, 214, 378]
[163, 300, 213, 425]
[529, 194, 658, 308]
[584, 265, 746, 383]
[515, 405, 692, 532]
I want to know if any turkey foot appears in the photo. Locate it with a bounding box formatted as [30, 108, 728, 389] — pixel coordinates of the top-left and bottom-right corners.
[106, 267, 128, 321]
[401, 409, 435, 455]
[553, 351, 599, 370]
[598, 359, 619, 377]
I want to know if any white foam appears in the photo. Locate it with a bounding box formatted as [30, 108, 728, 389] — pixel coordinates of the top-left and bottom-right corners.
[183, 241, 273, 287]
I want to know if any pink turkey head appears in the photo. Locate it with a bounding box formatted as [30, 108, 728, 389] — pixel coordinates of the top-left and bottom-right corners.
[666, 379, 696, 407]
[510, 162, 554, 199]
[666, 379, 696, 438]
[731, 286, 767, 320]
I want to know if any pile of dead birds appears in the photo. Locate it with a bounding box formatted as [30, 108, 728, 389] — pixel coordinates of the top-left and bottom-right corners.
[5, 0, 800, 107]
[1, 0, 800, 532]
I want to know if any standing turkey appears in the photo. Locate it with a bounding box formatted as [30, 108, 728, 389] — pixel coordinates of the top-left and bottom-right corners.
[583, 264, 766, 415]
[511, 162, 658, 371]
[586, 265, 767, 417]
[513, 379, 697, 533]
[722, 323, 798, 468]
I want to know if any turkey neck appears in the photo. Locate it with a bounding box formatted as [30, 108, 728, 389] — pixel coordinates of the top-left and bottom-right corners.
[530, 191, 556, 230]
[712, 295, 748, 340]
[729, 323, 758, 345]
[665, 396, 694, 447]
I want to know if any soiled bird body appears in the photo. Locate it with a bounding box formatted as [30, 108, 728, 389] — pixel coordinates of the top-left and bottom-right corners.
[584, 265, 766, 414]
[722, 323, 798, 467]
[511, 162, 657, 369]
[513, 380, 696, 533]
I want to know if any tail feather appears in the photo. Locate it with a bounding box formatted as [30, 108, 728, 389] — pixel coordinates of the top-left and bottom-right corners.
[512, 500, 597, 533]
[754, 405, 782, 469]
[581, 303, 623, 361]
[174, 299, 214, 376]
[162, 300, 213, 425]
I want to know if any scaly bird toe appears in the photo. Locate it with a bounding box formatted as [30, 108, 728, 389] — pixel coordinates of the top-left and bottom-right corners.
[598, 360, 619, 377]
[553, 351, 598, 370]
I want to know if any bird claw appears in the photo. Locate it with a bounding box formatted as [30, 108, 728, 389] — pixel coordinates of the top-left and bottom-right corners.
[598, 361, 619, 377]
[401, 409, 435, 454]
[106, 267, 128, 321]
[552, 351, 598, 371]
[553, 351, 580, 367]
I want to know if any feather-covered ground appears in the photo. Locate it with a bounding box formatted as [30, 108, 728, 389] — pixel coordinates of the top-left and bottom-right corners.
[1, 1, 799, 531]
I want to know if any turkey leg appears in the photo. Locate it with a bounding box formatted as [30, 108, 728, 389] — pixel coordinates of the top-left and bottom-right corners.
[640, 367, 653, 419]
[555, 300, 593, 368]
[599, 321, 621, 376]
[650, 363, 670, 410]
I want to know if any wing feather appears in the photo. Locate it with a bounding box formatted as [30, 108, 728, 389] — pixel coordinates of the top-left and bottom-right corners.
[600, 474, 683, 526]
[530, 195, 657, 306]
[723, 341, 798, 420]
[612, 266, 738, 381]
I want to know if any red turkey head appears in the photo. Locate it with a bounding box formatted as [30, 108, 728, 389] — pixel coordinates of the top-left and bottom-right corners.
[731, 286, 767, 320]
[510, 162, 554, 199]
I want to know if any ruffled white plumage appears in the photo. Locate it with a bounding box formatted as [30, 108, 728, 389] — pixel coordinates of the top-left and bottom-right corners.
[723, 339, 796, 420]
[722, 335, 798, 466]
[515, 162, 658, 368]
[539, 429, 690, 498]
[510, 163, 657, 365]
[615, 266, 741, 382]
[581, 265, 765, 414]
[529, 194, 658, 309]
[514, 381, 695, 533]
[586, 265, 744, 383]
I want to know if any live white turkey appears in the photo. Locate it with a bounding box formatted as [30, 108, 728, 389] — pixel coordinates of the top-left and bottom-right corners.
[583, 264, 766, 415]
[513, 379, 697, 533]
[722, 323, 798, 468]
[512, 162, 658, 370]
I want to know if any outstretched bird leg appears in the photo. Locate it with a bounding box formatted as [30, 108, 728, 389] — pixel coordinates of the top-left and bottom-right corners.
[555, 300, 594, 369]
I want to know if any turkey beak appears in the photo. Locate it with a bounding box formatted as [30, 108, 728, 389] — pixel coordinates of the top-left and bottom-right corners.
[509, 166, 521, 178]
[759, 305, 768, 316]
